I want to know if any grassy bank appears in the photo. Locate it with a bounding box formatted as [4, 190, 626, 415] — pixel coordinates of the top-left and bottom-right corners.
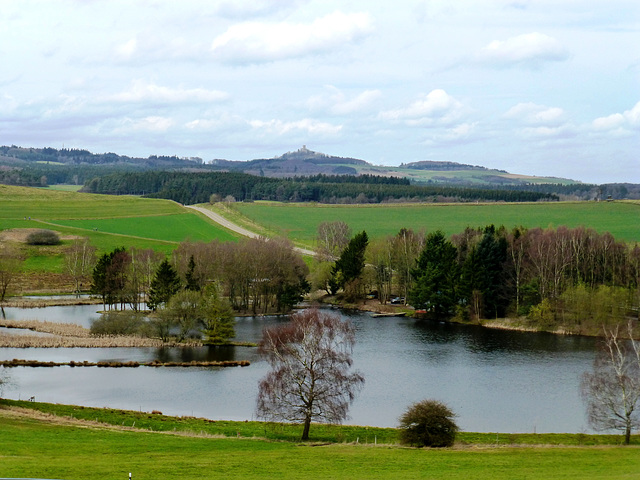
[0, 401, 638, 480]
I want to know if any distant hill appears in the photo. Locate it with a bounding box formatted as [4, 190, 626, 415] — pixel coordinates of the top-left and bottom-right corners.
[0, 144, 577, 186]
[211, 146, 368, 177]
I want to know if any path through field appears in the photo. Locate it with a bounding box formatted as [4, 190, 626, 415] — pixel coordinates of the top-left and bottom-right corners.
[185, 205, 315, 256]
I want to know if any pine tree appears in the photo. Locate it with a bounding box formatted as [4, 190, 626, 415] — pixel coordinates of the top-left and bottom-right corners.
[148, 259, 181, 310]
[409, 231, 458, 318]
[329, 230, 368, 294]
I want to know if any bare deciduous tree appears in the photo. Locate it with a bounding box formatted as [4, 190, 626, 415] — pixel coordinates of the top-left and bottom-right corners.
[316, 221, 351, 261]
[256, 309, 364, 441]
[64, 238, 96, 294]
[581, 323, 640, 444]
[0, 245, 22, 301]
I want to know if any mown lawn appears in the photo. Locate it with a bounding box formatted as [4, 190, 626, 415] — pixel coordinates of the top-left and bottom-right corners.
[0, 403, 638, 480]
[232, 201, 640, 245]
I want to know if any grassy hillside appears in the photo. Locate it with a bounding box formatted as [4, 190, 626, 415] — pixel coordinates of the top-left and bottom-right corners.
[230, 201, 640, 246]
[0, 185, 238, 273]
[0, 402, 638, 480]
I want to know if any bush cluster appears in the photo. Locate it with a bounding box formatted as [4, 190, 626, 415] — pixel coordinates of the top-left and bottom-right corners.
[398, 399, 458, 447]
[25, 229, 61, 245]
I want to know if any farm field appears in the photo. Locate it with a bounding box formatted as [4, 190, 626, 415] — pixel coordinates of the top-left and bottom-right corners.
[230, 201, 640, 246]
[0, 185, 238, 272]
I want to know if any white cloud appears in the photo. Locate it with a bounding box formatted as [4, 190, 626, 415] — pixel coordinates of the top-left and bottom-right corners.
[109, 80, 228, 104]
[111, 116, 175, 134]
[592, 101, 640, 133]
[477, 32, 569, 68]
[249, 118, 342, 136]
[520, 125, 577, 139]
[214, 0, 305, 19]
[425, 122, 478, 145]
[307, 86, 382, 115]
[504, 102, 565, 125]
[380, 89, 466, 126]
[211, 11, 373, 64]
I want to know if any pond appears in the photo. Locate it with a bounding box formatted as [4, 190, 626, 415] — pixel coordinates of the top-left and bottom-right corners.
[0, 307, 598, 433]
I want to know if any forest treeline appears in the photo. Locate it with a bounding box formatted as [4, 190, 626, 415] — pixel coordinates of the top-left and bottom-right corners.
[80, 171, 558, 204]
[354, 224, 640, 335]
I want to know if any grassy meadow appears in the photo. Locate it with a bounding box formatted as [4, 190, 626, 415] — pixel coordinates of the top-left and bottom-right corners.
[230, 200, 640, 246]
[0, 185, 238, 272]
[1, 401, 639, 480]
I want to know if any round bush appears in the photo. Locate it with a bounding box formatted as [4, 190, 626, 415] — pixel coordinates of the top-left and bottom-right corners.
[26, 229, 61, 245]
[398, 399, 458, 447]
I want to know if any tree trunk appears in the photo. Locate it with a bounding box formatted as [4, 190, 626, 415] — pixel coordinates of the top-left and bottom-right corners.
[625, 424, 631, 445]
[301, 416, 311, 441]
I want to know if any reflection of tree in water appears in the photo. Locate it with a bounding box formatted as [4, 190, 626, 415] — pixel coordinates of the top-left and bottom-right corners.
[408, 317, 597, 356]
[0, 365, 13, 397]
[154, 345, 238, 364]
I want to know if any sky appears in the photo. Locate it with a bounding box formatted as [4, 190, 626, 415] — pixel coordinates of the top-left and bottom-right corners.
[0, 0, 638, 184]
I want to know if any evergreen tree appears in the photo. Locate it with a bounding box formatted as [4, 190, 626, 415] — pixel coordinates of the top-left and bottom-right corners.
[459, 226, 508, 319]
[329, 231, 368, 294]
[184, 255, 200, 291]
[148, 259, 181, 310]
[200, 283, 235, 345]
[409, 231, 458, 318]
[91, 247, 127, 310]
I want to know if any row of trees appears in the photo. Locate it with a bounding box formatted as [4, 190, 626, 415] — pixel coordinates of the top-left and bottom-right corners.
[81, 170, 558, 204]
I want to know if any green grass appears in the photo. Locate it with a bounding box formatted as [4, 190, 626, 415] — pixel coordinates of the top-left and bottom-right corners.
[4, 400, 636, 447]
[48, 213, 237, 243]
[45, 184, 84, 191]
[0, 186, 238, 267]
[1, 400, 639, 480]
[0, 184, 184, 219]
[232, 201, 640, 246]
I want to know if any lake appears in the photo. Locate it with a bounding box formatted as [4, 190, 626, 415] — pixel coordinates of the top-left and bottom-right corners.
[0, 305, 598, 433]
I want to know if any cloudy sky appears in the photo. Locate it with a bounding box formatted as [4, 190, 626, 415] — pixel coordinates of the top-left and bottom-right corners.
[1, 0, 638, 183]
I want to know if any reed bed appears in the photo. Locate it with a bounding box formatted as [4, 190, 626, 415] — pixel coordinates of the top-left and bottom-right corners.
[0, 297, 103, 308]
[0, 319, 91, 337]
[0, 359, 250, 368]
[0, 333, 165, 348]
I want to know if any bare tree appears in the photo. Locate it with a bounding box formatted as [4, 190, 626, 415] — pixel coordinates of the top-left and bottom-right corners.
[64, 238, 96, 294]
[581, 323, 640, 444]
[256, 309, 364, 441]
[0, 245, 22, 301]
[0, 365, 12, 397]
[316, 221, 351, 261]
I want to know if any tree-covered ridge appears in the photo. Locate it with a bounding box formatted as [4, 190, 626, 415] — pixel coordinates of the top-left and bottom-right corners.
[81, 171, 558, 204]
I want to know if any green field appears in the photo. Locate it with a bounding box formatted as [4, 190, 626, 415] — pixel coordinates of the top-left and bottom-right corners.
[0, 186, 238, 272]
[1, 402, 638, 480]
[231, 201, 640, 246]
[0, 185, 238, 253]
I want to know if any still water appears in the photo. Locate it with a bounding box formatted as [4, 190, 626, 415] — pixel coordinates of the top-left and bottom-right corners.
[0, 306, 598, 433]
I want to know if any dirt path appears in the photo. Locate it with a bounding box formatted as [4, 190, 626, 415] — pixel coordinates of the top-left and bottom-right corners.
[185, 205, 316, 257]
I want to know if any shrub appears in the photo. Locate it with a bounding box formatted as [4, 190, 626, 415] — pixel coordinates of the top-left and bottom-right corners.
[90, 311, 147, 336]
[398, 399, 458, 447]
[25, 229, 61, 245]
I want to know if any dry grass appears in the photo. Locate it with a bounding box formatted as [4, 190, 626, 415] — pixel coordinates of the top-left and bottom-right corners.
[1, 297, 103, 308]
[0, 318, 91, 337]
[0, 333, 165, 348]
